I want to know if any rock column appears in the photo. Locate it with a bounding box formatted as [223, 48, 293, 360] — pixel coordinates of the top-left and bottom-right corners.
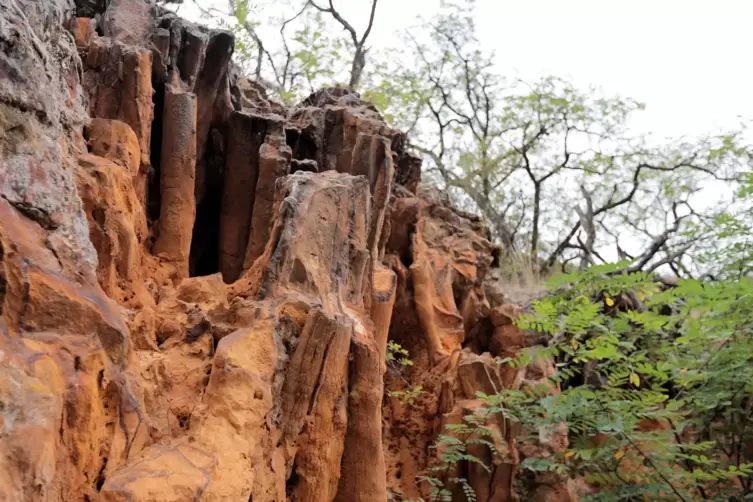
[243, 126, 291, 270]
[152, 87, 198, 277]
[218, 111, 259, 283]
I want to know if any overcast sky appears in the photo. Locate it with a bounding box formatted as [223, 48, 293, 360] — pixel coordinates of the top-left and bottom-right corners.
[475, 0, 752, 140]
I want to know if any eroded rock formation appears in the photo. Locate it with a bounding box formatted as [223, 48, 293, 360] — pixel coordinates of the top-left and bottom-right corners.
[0, 1, 578, 501]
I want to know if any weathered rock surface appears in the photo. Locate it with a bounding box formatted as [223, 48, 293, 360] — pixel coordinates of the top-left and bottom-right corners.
[0, 1, 575, 501]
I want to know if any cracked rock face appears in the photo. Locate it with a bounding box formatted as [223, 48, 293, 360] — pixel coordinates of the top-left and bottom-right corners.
[0, 1, 577, 501]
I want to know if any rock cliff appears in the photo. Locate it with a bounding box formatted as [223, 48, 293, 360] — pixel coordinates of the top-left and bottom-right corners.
[0, 1, 575, 500]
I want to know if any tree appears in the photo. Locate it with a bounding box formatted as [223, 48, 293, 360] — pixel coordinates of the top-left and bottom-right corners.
[189, 1, 343, 101]
[371, 0, 751, 279]
[306, 0, 379, 89]
[694, 156, 753, 280]
[190, 0, 379, 101]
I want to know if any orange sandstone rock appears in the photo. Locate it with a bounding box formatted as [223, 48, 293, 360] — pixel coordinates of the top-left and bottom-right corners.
[0, 2, 575, 500]
[152, 87, 198, 277]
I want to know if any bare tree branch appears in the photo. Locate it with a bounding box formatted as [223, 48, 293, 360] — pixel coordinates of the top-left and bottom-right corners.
[544, 155, 731, 271]
[308, 0, 379, 88]
[574, 184, 596, 269]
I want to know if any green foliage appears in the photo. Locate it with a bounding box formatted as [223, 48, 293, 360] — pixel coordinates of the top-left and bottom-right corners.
[697, 158, 753, 280]
[212, 0, 352, 103]
[388, 385, 425, 406]
[361, 67, 430, 132]
[387, 340, 414, 368]
[498, 264, 753, 501]
[417, 409, 501, 502]
[386, 342, 422, 405]
[416, 259, 753, 501]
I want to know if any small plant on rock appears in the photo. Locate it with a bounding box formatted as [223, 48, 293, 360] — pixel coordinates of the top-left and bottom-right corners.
[388, 385, 425, 407]
[387, 340, 414, 369]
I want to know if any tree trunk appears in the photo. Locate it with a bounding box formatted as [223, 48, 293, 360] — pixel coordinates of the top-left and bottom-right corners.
[349, 48, 366, 89]
[531, 183, 541, 272]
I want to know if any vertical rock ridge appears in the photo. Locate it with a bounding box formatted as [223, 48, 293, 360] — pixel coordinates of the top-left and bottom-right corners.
[152, 86, 197, 277]
[218, 111, 263, 282]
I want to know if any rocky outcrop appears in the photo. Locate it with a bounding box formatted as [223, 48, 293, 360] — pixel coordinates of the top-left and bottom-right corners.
[380, 192, 576, 501]
[0, 1, 573, 501]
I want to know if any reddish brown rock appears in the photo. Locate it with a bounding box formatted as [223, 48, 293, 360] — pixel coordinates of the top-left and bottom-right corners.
[0, 0, 95, 284]
[102, 170, 393, 501]
[75, 153, 147, 304]
[242, 124, 291, 271]
[85, 119, 142, 176]
[278, 309, 351, 502]
[386, 195, 494, 364]
[83, 39, 154, 204]
[152, 87, 197, 277]
[218, 111, 262, 282]
[372, 265, 398, 368]
[177, 28, 209, 90]
[335, 333, 388, 502]
[233, 77, 287, 116]
[424, 352, 519, 502]
[217, 111, 292, 283]
[193, 31, 235, 193]
[69, 17, 98, 49]
[0, 2, 575, 500]
[102, 0, 152, 46]
[396, 150, 422, 194]
[288, 86, 401, 176]
[0, 196, 148, 501]
[100, 445, 215, 502]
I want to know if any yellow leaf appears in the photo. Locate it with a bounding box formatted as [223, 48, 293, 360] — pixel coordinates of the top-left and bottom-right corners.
[615, 449, 625, 460]
[680, 368, 688, 374]
[565, 451, 576, 458]
[571, 339, 579, 350]
[605, 296, 615, 307]
[637, 292, 646, 301]
[629, 373, 640, 387]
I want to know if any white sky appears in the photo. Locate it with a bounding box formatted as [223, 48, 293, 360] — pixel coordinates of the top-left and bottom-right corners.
[178, 0, 753, 140]
[474, 0, 753, 140]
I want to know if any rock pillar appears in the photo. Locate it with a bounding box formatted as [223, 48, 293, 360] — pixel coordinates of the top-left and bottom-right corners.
[153, 87, 198, 277]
